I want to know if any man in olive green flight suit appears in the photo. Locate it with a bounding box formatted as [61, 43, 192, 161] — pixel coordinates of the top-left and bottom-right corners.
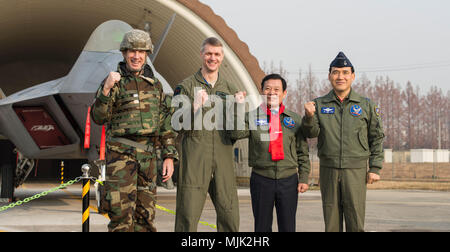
[172, 37, 246, 232]
[301, 52, 385, 232]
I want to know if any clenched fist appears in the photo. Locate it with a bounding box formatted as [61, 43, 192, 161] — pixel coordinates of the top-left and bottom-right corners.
[102, 72, 121, 96]
[193, 89, 209, 113]
[304, 101, 316, 118]
[367, 172, 380, 184]
[234, 91, 247, 104]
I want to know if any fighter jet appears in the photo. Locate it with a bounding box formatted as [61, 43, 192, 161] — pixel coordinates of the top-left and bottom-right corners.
[0, 19, 175, 199]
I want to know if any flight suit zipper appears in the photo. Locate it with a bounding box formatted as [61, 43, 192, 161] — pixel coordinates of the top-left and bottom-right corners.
[339, 102, 344, 168]
[203, 81, 215, 180]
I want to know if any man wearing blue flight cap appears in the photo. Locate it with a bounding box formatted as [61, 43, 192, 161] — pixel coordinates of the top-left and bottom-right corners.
[301, 52, 385, 232]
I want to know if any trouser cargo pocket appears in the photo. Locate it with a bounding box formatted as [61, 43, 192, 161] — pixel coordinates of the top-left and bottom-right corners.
[100, 180, 122, 215]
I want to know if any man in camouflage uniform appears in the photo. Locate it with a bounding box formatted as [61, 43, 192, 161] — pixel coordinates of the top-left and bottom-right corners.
[91, 29, 178, 232]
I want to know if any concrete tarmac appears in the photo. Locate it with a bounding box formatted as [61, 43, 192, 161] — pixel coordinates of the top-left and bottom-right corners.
[1, 181, 450, 232]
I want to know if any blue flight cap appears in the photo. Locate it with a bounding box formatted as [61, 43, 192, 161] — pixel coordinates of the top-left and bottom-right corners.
[329, 51, 354, 73]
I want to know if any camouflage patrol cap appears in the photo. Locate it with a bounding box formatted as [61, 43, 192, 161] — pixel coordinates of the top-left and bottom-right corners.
[120, 29, 154, 53]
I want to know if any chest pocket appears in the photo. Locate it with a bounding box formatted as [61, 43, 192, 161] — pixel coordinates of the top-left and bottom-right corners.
[111, 90, 142, 131]
[138, 90, 161, 131]
[110, 79, 161, 136]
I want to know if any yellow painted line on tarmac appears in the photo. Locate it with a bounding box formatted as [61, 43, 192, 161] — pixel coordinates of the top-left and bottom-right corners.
[61, 187, 217, 229]
[1, 186, 216, 231]
[61, 188, 109, 219]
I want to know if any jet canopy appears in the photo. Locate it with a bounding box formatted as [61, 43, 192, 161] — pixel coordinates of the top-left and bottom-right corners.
[83, 20, 133, 53]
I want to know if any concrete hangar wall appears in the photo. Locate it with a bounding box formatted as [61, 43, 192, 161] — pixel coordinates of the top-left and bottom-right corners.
[0, 0, 264, 179]
[0, 0, 264, 96]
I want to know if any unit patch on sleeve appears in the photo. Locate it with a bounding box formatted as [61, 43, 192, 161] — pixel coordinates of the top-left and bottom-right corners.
[375, 106, 381, 117]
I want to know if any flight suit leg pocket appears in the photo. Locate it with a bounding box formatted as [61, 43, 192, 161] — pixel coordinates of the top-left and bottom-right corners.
[101, 180, 122, 216]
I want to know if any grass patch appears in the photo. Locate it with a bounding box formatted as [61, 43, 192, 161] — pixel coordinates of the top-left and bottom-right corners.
[367, 180, 450, 191]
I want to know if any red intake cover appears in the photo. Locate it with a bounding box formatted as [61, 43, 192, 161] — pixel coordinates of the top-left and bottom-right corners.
[14, 107, 71, 149]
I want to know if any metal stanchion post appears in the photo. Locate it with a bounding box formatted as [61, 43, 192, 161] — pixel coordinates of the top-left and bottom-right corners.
[81, 164, 91, 232]
[60, 161, 65, 186]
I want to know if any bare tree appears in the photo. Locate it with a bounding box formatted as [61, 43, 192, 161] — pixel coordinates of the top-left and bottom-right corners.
[260, 60, 449, 150]
[404, 81, 419, 149]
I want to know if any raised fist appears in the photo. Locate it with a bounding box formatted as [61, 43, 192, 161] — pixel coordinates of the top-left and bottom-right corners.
[193, 89, 209, 113]
[234, 91, 247, 104]
[304, 101, 316, 118]
[103, 72, 121, 96]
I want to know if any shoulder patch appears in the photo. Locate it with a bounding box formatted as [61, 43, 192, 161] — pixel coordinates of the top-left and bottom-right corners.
[174, 86, 182, 96]
[375, 105, 381, 117]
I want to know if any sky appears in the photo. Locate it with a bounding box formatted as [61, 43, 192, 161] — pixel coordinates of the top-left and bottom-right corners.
[200, 0, 450, 94]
